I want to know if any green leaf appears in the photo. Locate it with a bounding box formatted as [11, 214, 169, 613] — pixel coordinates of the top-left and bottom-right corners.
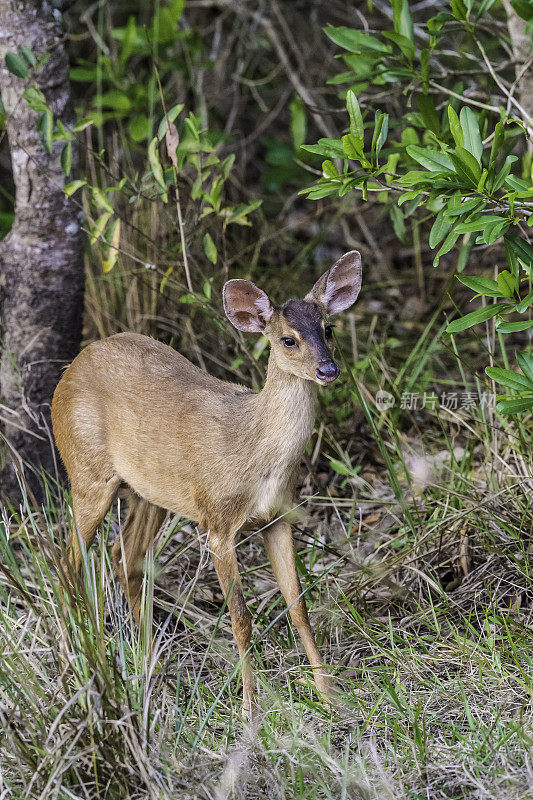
[450, 146, 481, 184]
[23, 85, 48, 113]
[184, 115, 200, 142]
[98, 91, 131, 112]
[505, 233, 533, 268]
[496, 396, 533, 414]
[70, 66, 98, 82]
[73, 116, 97, 132]
[492, 155, 518, 192]
[103, 218, 121, 273]
[179, 293, 197, 304]
[129, 114, 151, 142]
[451, 0, 468, 19]
[41, 109, 53, 154]
[90, 212, 112, 246]
[225, 199, 262, 225]
[398, 189, 423, 205]
[346, 90, 364, 147]
[456, 235, 474, 273]
[118, 16, 137, 72]
[170, 0, 185, 21]
[496, 270, 516, 298]
[456, 275, 501, 296]
[290, 95, 306, 150]
[303, 182, 340, 200]
[390, 0, 415, 41]
[454, 215, 507, 234]
[429, 209, 452, 248]
[203, 232, 217, 264]
[157, 103, 184, 140]
[324, 26, 391, 53]
[427, 12, 453, 34]
[406, 145, 454, 172]
[322, 159, 340, 178]
[92, 187, 114, 213]
[5, 52, 29, 79]
[19, 45, 36, 67]
[342, 134, 363, 160]
[400, 170, 438, 187]
[64, 180, 86, 197]
[517, 350, 533, 383]
[483, 217, 509, 245]
[460, 107, 482, 161]
[148, 136, 168, 202]
[371, 111, 388, 159]
[390, 205, 406, 241]
[301, 138, 345, 159]
[446, 302, 510, 332]
[433, 229, 460, 266]
[54, 119, 73, 142]
[496, 319, 533, 332]
[329, 458, 356, 476]
[485, 366, 533, 391]
[489, 121, 504, 166]
[516, 290, 533, 313]
[445, 198, 484, 217]
[60, 142, 72, 176]
[221, 154, 235, 180]
[447, 106, 463, 148]
[477, 168, 489, 194]
[417, 95, 440, 135]
[383, 31, 415, 62]
[506, 175, 533, 192]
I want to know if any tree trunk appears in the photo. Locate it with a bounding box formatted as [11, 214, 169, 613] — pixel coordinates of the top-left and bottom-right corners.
[0, 0, 84, 502]
[502, 0, 533, 149]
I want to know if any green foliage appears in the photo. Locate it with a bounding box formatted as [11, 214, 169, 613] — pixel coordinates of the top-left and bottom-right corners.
[486, 351, 533, 413]
[68, 3, 192, 141]
[13, 2, 261, 284]
[302, 7, 533, 416]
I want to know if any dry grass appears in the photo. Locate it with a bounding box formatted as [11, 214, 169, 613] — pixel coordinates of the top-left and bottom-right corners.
[0, 371, 531, 799]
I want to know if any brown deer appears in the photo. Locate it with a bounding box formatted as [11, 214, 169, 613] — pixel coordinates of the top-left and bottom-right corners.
[52, 250, 362, 714]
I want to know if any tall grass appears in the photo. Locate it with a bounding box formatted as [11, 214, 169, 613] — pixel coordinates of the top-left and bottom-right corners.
[0, 357, 531, 799]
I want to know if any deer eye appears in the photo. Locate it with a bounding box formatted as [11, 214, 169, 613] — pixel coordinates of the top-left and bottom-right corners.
[324, 325, 333, 340]
[281, 337, 296, 347]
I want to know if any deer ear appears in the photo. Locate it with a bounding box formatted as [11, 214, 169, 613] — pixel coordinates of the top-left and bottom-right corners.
[305, 250, 362, 315]
[223, 279, 274, 333]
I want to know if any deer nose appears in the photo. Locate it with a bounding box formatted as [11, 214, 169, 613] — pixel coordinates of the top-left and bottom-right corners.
[316, 361, 340, 383]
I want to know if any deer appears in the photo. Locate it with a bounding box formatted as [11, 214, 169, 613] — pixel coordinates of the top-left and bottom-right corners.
[52, 250, 362, 715]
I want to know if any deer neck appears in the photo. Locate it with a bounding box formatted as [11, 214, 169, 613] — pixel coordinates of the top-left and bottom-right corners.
[252, 350, 317, 462]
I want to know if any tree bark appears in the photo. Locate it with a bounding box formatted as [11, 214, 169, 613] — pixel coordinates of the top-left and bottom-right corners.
[502, 0, 533, 149]
[0, 0, 84, 502]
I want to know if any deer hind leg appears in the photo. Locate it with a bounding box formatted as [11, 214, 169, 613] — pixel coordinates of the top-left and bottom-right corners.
[262, 520, 334, 699]
[58, 475, 121, 650]
[62, 475, 121, 578]
[209, 531, 254, 716]
[111, 490, 166, 631]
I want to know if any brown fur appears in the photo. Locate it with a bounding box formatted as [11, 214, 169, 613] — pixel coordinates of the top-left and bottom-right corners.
[52, 251, 362, 713]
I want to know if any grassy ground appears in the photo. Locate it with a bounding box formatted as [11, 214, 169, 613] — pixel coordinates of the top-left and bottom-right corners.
[1, 311, 531, 798]
[1, 2, 532, 797]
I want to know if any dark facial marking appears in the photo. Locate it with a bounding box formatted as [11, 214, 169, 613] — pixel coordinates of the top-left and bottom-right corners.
[281, 300, 332, 361]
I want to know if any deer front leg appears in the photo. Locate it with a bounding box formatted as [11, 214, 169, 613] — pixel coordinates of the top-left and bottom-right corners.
[263, 520, 334, 699]
[209, 532, 254, 716]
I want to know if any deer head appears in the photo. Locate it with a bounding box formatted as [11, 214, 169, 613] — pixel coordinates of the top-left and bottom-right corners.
[223, 251, 362, 384]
